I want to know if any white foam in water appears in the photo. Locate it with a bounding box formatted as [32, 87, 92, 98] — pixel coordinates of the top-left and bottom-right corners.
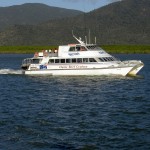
[0, 69, 23, 74]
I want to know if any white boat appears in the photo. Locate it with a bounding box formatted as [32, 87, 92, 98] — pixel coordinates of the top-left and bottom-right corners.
[21, 34, 144, 76]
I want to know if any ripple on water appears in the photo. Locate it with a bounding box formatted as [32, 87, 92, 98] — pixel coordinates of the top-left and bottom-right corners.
[0, 54, 150, 149]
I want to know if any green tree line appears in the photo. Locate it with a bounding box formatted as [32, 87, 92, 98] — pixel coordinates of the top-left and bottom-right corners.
[0, 45, 149, 54]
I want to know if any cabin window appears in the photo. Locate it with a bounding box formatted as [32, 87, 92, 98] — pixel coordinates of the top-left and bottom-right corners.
[106, 57, 111, 61]
[61, 59, 65, 63]
[99, 57, 116, 62]
[77, 58, 82, 63]
[89, 58, 97, 62]
[87, 45, 102, 50]
[106, 58, 110, 61]
[76, 46, 80, 51]
[108, 57, 113, 61]
[55, 59, 60, 63]
[103, 58, 108, 61]
[72, 58, 76, 63]
[49, 59, 54, 63]
[69, 47, 75, 51]
[66, 59, 71, 63]
[22, 58, 32, 65]
[32, 59, 40, 64]
[80, 46, 86, 51]
[86, 45, 95, 50]
[99, 58, 104, 62]
[110, 57, 114, 61]
[105, 58, 110, 61]
[83, 58, 88, 62]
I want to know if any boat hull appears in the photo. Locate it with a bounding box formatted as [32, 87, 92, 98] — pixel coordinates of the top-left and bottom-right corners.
[23, 60, 144, 76]
[23, 66, 136, 76]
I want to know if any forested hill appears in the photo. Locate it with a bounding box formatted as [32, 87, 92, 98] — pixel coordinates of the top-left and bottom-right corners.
[0, 0, 149, 46]
[0, 3, 83, 31]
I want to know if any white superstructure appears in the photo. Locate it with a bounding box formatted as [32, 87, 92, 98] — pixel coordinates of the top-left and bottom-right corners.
[21, 35, 144, 76]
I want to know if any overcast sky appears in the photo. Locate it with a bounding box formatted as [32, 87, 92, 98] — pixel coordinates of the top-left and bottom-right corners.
[0, 0, 121, 12]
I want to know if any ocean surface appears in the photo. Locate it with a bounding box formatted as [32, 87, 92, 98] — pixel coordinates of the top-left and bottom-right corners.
[0, 54, 150, 150]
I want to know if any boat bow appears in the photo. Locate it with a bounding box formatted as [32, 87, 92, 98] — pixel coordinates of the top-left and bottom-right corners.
[122, 60, 144, 76]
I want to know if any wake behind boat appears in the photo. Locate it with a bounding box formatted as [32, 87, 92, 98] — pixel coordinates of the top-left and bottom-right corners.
[21, 34, 144, 76]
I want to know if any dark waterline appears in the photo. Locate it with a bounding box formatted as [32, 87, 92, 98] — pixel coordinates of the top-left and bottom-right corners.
[0, 54, 150, 150]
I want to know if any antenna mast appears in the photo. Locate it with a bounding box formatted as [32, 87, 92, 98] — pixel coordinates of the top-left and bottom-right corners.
[89, 29, 91, 44]
[72, 30, 85, 45]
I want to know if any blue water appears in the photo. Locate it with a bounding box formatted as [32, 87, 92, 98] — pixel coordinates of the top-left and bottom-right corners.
[0, 54, 150, 150]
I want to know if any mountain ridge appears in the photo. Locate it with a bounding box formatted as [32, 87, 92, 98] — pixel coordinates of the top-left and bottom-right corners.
[0, 0, 149, 45]
[0, 3, 83, 31]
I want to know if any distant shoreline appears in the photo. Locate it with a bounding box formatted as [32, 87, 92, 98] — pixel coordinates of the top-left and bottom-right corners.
[0, 45, 149, 54]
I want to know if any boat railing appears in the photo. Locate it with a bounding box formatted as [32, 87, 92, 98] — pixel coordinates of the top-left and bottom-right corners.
[22, 58, 32, 66]
[48, 52, 58, 57]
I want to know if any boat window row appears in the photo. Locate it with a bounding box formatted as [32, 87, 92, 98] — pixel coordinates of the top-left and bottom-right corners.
[48, 58, 97, 64]
[22, 58, 41, 65]
[69, 46, 87, 51]
[99, 57, 116, 62]
[69, 45, 103, 51]
[86, 45, 102, 50]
